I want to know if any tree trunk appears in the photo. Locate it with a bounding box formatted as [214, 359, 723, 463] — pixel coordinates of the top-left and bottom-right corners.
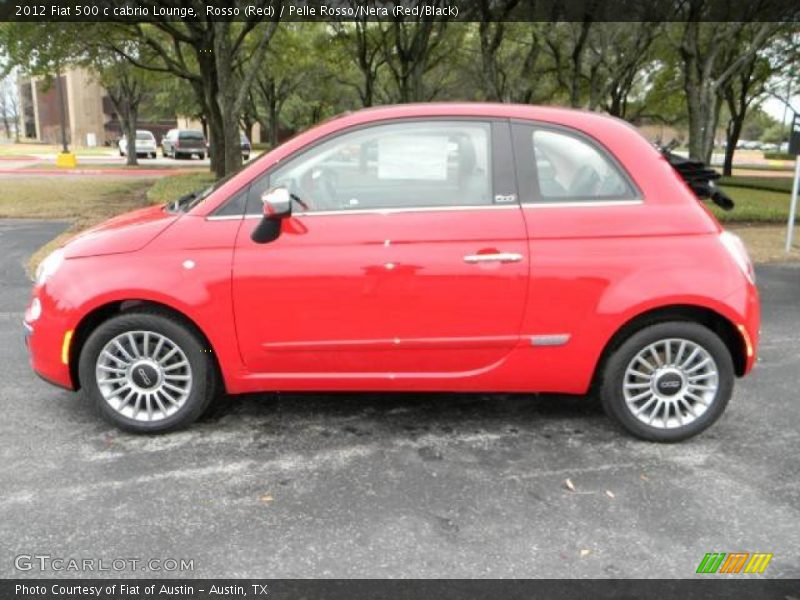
[269, 101, 279, 148]
[213, 22, 243, 176]
[722, 118, 742, 177]
[124, 105, 138, 167]
[193, 55, 227, 178]
[107, 86, 139, 167]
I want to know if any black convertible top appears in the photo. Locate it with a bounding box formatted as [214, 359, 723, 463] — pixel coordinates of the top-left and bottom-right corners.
[659, 143, 734, 211]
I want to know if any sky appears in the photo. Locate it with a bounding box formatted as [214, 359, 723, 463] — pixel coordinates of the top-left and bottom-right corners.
[763, 95, 800, 125]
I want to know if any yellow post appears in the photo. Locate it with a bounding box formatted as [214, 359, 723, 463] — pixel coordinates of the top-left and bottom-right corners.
[55, 152, 78, 168]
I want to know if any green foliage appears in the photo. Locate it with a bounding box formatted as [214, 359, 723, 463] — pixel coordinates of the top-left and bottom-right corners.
[713, 185, 791, 223]
[763, 152, 796, 161]
[3, 19, 798, 166]
[718, 176, 795, 194]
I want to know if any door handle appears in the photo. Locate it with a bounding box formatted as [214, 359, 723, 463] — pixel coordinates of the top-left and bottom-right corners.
[463, 253, 523, 264]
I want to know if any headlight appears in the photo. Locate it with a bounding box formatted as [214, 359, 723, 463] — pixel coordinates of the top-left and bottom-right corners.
[720, 231, 755, 284]
[35, 248, 65, 286]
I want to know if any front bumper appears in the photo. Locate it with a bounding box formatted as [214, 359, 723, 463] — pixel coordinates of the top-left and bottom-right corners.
[24, 289, 77, 391]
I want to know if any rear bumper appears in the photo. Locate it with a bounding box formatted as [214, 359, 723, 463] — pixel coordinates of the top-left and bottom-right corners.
[739, 281, 760, 375]
[721, 277, 760, 376]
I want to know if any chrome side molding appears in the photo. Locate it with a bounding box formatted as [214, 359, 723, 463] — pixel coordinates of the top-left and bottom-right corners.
[530, 334, 571, 347]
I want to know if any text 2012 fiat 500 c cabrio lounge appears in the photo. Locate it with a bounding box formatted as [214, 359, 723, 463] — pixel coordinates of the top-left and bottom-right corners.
[24, 104, 759, 441]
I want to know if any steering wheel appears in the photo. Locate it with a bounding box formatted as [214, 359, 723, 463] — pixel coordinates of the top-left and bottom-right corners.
[292, 167, 339, 212]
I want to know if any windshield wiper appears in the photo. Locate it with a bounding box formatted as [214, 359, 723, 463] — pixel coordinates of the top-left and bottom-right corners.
[167, 191, 199, 213]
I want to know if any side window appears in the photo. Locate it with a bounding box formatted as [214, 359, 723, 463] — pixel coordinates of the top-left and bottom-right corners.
[266, 121, 493, 213]
[213, 188, 248, 217]
[532, 129, 634, 201]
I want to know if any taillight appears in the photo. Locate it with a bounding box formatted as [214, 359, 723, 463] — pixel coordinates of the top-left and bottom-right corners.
[720, 231, 755, 284]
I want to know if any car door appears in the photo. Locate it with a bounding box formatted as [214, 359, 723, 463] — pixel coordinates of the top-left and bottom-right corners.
[511, 121, 643, 391]
[230, 119, 529, 379]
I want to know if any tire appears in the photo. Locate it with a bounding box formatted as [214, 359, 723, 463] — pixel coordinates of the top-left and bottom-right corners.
[78, 310, 219, 433]
[600, 321, 734, 442]
[198, 153, 205, 160]
[119, 149, 124, 157]
[243, 154, 250, 161]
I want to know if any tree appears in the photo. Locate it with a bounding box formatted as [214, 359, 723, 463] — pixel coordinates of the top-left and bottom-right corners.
[86, 49, 148, 166]
[108, 7, 279, 176]
[589, 22, 663, 117]
[543, 19, 596, 108]
[670, 3, 783, 162]
[331, 6, 388, 107]
[379, 13, 451, 103]
[720, 55, 772, 175]
[250, 24, 318, 147]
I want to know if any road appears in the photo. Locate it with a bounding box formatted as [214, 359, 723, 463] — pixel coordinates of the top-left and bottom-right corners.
[0, 219, 798, 579]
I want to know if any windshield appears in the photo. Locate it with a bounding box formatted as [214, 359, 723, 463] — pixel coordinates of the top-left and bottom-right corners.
[136, 132, 154, 141]
[180, 131, 204, 141]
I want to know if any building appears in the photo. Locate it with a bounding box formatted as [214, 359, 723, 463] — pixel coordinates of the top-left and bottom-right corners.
[18, 66, 176, 147]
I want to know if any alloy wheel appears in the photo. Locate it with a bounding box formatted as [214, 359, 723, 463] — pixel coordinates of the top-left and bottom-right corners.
[95, 330, 193, 422]
[622, 338, 719, 429]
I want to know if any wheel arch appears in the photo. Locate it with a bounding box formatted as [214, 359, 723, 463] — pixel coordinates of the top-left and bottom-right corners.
[591, 304, 748, 391]
[68, 299, 224, 392]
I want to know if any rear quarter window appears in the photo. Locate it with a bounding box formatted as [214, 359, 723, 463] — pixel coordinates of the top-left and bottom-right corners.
[512, 123, 639, 204]
[532, 129, 635, 201]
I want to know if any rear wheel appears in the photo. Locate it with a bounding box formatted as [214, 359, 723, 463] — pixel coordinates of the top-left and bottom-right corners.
[79, 311, 218, 433]
[600, 321, 734, 442]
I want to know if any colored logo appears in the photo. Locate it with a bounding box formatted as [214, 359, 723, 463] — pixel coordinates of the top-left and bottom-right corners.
[696, 552, 773, 574]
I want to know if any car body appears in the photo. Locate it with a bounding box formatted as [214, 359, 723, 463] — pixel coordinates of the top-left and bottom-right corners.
[161, 129, 206, 159]
[25, 103, 759, 440]
[118, 130, 157, 158]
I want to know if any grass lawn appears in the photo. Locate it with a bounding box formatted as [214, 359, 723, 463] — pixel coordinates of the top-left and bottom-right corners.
[146, 172, 218, 204]
[0, 177, 156, 273]
[711, 186, 792, 223]
[718, 176, 795, 194]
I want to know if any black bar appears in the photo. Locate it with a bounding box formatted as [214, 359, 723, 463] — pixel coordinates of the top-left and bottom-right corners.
[2, 579, 800, 600]
[2, 0, 799, 23]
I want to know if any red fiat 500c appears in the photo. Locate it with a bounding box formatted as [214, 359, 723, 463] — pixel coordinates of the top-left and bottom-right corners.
[24, 104, 759, 441]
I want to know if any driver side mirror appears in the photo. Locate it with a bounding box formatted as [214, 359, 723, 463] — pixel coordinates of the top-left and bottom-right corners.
[261, 187, 292, 219]
[251, 187, 291, 244]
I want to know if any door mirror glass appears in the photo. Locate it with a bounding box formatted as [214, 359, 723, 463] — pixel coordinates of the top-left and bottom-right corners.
[261, 187, 292, 219]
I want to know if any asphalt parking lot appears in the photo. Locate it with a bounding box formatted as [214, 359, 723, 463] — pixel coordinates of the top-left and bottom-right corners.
[1, 219, 798, 579]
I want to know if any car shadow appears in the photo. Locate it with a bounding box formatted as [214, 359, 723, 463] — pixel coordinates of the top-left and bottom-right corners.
[200, 390, 610, 439]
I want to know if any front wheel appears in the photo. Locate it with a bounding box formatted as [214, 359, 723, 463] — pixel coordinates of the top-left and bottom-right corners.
[79, 311, 219, 433]
[600, 321, 734, 442]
